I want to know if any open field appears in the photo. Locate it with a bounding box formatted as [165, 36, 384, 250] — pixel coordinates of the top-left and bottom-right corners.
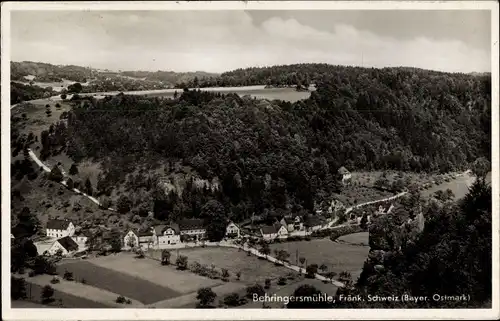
[269, 238, 369, 281]
[422, 171, 491, 200]
[24, 273, 143, 308]
[57, 259, 180, 304]
[16, 279, 112, 308]
[162, 247, 292, 284]
[336, 232, 369, 246]
[89, 253, 221, 294]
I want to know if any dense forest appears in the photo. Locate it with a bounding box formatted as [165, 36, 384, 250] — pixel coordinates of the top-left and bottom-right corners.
[11, 61, 93, 83]
[34, 64, 491, 227]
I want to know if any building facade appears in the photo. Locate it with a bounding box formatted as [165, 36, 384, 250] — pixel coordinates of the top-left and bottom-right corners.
[46, 219, 75, 238]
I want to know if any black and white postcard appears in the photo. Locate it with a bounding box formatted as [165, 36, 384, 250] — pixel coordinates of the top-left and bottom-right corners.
[2, 1, 499, 320]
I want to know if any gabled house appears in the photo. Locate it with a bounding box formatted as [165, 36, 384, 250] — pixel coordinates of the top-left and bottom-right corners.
[71, 230, 90, 246]
[153, 223, 181, 246]
[280, 215, 303, 232]
[225, 221, 240, 238]
[46, 219, 75, 238]
[178, 219, 206, 242]
[261, 223, 288, 241]
[338, 167, 352, 185]
[48, 236, 79, 256]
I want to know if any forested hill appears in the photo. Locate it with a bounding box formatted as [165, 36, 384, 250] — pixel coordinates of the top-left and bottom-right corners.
[180, 63, 492, 89]
[34, 64, 491, 224]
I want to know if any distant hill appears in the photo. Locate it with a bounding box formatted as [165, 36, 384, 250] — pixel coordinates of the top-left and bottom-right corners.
[10, 61, 218, 87]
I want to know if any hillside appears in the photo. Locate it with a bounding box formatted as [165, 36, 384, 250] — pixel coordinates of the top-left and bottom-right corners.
[14, 64, 490, 226]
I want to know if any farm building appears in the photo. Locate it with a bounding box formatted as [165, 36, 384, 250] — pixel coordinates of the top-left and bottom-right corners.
[47, 236, 79, 256]
[46, 219, 75, 238]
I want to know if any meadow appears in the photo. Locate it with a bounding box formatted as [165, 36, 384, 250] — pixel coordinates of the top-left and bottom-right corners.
[269, 238, 370, 281]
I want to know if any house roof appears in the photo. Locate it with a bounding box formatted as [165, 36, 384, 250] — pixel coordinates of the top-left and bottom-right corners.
[155, 223, 180, 235]
[74, 230, 91, 237]
[178, 219, 205, 231]
[338, 166, 350, 175]
[153, 224, 167, 236]
[47, 219, 72, 230]
[56, 236, 79, 252]
[261, 223, 285, 235]
[261, 225, 278, 235]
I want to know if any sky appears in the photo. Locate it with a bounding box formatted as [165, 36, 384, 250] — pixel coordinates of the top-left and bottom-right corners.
[10, 10, 492, 73]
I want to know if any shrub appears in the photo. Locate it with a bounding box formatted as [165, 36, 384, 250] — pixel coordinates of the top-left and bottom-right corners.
[224, 293, 241, 307]
[245, 284, 265, 299]
[50, 277, 60, 284]
[278, 277, 287, 285]
[264, 278, 271, 289]
[116, 295, 126, 304]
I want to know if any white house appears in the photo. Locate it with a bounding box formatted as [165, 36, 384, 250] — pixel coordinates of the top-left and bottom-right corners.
[225, 221, 240, 238]
[261, 223, 288, 241]
[338, 167, 352, 185]
[47, 236, 79, 256]
[153, 224, 181, 247]
[46, 219, 75, 238]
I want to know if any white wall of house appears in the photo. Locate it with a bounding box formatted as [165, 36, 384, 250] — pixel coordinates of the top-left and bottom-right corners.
[123, 231, 139, 250]
[277, 226, 289, 239]
[46, 222, 75, 238]
[262, 232, 278, 241]
[226, 223, 240, 238]
[180, 229, 206, 235]
[157, 228, 181, 247]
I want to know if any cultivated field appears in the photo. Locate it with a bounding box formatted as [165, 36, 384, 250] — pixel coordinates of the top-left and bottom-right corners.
[57, 259, 180, 304]
[336, 232, 369, 246]
[269, 238, 370, 280]
[164, 247, 292, 284]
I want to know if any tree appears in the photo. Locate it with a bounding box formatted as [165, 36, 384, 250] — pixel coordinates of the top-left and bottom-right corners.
[68, 82, 83, 93]
[84, 178, 93, 196]
[277, 277, 287, 285]
[196, 287, 217, 308]
[259, 243, 271, 258]
[116, 195, 132, 214]
[110, 238, 122, 253]
[63, 269, 74, 281]
[306, 264, 318, 278]
[176, 255, 188, 270]
[472, 157, 490, 180]
[66, 177, 74, 190]
[41, 285, 55, 304]
[11, 276, 27, 300]
[221, 268, 230, 281]
[202, 200, 227, 242]
[360, 213, 368, 230]
[276, 249, 290, 264]
[246, 284, 265, 299]
[299, 257, 306, 266]
[60, 94, 67, 100]
[236, 271, 242, 280]
[161, 249, 171, 265]
[48, 165, 63, 182]
[223, 292, 241, 307]
[69, 163, 79, 175]
[319, 263, 328, 274]
[264, 278, 271, 289]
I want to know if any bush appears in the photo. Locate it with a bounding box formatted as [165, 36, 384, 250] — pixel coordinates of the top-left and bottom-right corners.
[50, 277, 60, 284]
[245, 284, 265, 299]
[277, 277, 287, 285]
[116, 295, 126, 304]
[224, 293, 241, 307]
[264, 278, 271, 289]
